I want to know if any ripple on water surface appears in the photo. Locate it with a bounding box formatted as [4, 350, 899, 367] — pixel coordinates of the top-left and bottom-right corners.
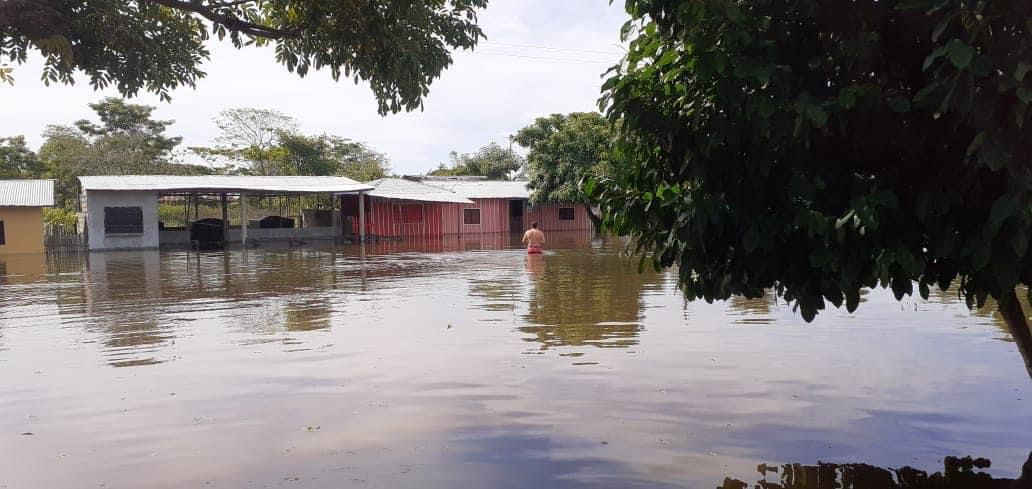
[0, 234, 1030, 489]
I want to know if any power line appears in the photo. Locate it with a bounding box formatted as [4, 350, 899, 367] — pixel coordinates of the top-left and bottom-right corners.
[472, 51, 616, 65]
[481, 40, 625, 56]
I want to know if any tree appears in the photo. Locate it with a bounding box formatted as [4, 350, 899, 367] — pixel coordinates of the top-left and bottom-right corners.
[74, 98, 182, 175]
[514, 112, 612, 229]
[271, 132, 390, 181]
[192, 108, 299, 175]
[429, 142, 524, 180]
[0, 0, 486, 113]
[38, 99, 207, 208]
[38, 125, 90, 209]
[0, 136, 43, 178]
[592, 2, 1032, 375]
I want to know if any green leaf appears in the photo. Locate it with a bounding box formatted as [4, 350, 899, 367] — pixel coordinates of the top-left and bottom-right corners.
[965, 131, 985, 156]
[946, 39, 974, 69]
[845, 289, 860, 313]
[989, 194, 1018, 226]
[583, 178, 597, 197]
[931, 14, 953, 42]
[923, 46, 947, 71]
[806, 105, 828, 127]
[838, 89, 857, 109]
[1018, 87, 1032, 104]
[835, 210, 856, 229]
[1015, 62, 1031, 81]
[887, 95, 911, 113]
[1012, 231, 1029, 258]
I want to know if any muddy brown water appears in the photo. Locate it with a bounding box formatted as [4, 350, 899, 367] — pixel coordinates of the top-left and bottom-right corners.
[1, 233, 1030, 488]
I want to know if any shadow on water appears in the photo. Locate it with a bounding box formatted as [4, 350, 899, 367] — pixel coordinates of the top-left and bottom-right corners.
[719, 453, 1032, 489]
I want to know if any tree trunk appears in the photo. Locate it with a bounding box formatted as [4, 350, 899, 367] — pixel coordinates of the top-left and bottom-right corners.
[998, 289, 1032, 381]
[585, 206, 602, 233]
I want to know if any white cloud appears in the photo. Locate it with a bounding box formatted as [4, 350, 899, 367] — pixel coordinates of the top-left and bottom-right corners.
[0, 0, 627, 176]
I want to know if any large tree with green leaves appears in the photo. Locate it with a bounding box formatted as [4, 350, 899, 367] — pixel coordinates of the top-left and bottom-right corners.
[191, 108, 300, 175]
[73, 97, 182, 175]
[39, 98, 209, 208]
[592, 2, 1032, 375]
[514, 112, 612, 229]
[0, 136, 43, 178]
[272, 132, 390, 181]
[429, 142, 524, 180]
[0, 0, 486, 113]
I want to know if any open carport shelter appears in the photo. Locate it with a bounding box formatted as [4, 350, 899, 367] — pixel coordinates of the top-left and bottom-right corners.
[78, 175, 373, 250]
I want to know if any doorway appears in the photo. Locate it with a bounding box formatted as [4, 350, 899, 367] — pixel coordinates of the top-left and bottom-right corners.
[509, 199, 525, 233]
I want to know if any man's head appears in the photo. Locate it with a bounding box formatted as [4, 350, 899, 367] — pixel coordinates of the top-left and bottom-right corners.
[532, 222, 539, 229]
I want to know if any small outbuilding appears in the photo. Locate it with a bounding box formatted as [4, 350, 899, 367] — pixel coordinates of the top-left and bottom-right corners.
[78, 175, 373, 250]
[0, 179, 55, 255]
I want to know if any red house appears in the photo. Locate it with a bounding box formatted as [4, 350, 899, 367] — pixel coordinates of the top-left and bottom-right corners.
[342, 177, 594, 239]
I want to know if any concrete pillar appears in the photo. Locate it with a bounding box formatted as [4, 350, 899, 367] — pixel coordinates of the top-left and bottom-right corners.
[240, 193, 248, 246]
[184, 194, 191, 226]
[332, 194, 341, 237]
[358, 191, 366, 243]
[220, 193, 229, 245]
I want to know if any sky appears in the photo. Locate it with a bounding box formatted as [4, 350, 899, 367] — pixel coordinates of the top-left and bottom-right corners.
[0, 0, 629, 176]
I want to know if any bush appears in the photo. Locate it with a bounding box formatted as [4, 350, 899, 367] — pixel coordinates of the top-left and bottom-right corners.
[43, 207, 78, 228]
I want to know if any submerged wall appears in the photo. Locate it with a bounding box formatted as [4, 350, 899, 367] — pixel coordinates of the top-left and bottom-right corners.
[0, 206, 44, 255]
[84, 190, 159, 250]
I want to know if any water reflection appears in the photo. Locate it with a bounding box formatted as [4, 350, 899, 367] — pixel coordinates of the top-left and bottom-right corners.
[520, 242, 661, 350]
[719, 453, 1031, 489]
[2, 235, 1032, 489]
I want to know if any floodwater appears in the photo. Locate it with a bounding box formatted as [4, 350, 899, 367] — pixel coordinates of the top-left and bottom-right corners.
[1, 232, 1030, 489]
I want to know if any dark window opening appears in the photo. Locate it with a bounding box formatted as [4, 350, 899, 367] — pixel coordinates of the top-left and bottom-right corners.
[0, 221, 5, 245]
[558, 207, 576, 221]
[104, 207, 144, 234]
[463, 208, 481, 225]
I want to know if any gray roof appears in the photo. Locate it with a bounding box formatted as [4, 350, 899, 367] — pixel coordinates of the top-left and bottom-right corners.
[0, 179, 55, 207]
[422, 180, 531, 199]
[366, 178, 474, 204]
[79, 175, 373, 194]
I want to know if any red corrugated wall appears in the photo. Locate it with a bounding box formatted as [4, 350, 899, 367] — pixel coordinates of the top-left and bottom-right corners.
[527, 202, 594, 232]
[344, 195, 594, 238]
[362, 197, 449, 238]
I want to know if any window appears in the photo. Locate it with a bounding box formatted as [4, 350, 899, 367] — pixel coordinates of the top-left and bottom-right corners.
[0, 221, 5, 245]
[463, 208, 481, 225]
[400, 204, 424, 224]
[558, 207, 576, 221]
[104, 207, 144, 234]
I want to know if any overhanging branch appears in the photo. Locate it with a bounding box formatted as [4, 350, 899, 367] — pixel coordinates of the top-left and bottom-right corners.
[142, 0, 301, 40]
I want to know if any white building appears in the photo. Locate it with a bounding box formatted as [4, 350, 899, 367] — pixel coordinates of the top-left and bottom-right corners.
[78, 175, 373, 250]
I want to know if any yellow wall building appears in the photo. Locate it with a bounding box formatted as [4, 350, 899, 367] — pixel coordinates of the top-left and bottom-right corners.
[0, 180, 55, 256]
[0, 206, 45, 255]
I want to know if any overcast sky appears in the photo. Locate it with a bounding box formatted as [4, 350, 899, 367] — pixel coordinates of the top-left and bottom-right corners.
[0, 0, 628, 176]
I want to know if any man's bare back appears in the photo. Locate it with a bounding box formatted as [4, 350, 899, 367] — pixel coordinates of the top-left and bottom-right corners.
[522, 222, 545, 252]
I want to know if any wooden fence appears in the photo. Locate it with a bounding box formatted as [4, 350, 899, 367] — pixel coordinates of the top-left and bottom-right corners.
[44, 222, 85, 250]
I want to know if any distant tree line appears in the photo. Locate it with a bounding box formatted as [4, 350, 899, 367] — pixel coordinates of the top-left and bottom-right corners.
[0, 99, 391, 223]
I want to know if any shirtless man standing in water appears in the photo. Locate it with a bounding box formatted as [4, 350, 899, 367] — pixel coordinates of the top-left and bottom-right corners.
[522, 222, 545, 254]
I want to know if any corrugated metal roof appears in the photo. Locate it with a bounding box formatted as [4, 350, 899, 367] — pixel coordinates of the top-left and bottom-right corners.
[366, 178, 474, 204]
[423, 180, 531, 199]
[0, 179, 55, 206]
[79, 175, 373, 194]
